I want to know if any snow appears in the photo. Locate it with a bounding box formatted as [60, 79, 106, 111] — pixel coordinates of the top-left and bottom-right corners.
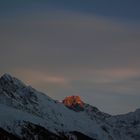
[0, 74, 140, 140]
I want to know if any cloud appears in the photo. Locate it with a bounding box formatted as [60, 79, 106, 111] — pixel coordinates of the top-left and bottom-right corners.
[11, 68, 68, 86]
[9, 68, 77, 100]
[0, 10, 140, 70]
[83, 68, 140, 82]
[0, 9, 140, 114]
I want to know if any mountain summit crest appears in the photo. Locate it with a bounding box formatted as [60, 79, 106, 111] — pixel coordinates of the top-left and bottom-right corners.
[0, 73, 26, 88]
[62, 95, 84, 111]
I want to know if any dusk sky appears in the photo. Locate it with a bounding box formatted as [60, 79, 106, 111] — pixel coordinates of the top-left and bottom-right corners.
[0, 0, 140, 114]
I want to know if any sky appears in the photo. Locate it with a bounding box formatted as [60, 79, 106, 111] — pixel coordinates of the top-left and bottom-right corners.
[0, 0, 140, 114]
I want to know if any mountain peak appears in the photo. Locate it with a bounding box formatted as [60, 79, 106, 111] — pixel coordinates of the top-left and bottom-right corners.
[0, 74, 38, 111]
[62, 96, 84, 111]
[0, 73, 26, 92]
[1, 73, 14, 81]
[0, 73, 25, 87]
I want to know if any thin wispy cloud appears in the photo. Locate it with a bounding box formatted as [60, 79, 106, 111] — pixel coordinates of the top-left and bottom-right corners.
[0, 1, 140, 114]
[12, 68, 69, 86]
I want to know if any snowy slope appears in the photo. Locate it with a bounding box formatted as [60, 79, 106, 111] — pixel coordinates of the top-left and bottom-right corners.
[0, 74, 140, 140]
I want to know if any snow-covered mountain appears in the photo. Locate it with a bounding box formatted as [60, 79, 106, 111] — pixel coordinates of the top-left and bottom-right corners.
[0, 74, 140, 140]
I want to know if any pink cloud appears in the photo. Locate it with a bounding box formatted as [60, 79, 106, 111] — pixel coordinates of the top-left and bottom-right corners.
[12, 68, 68, 86]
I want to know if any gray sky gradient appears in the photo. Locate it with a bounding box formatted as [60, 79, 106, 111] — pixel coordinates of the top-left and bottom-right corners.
[0, 1, 140, 114]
